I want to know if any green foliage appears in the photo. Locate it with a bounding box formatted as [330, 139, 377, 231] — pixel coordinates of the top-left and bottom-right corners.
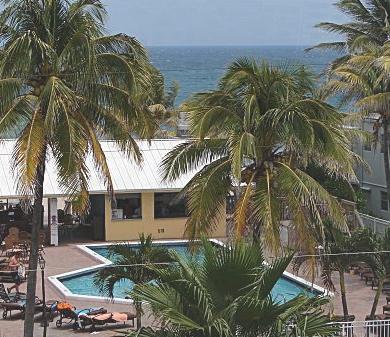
[350, 227, 390, 318]
[93, 233, 172, 298]
[0, 0, 157, 209]
[309, 0, 390, 55]
[162, 59, 361, 252]
[125, 238, 338, 337]
[164, 80, 180, 109]
[93, 233, 172, 329]
[306, 163, 368, 211]
[294, 219, 355, 317]
[306, 164, 356, 201]
[313, 0, 390, 224]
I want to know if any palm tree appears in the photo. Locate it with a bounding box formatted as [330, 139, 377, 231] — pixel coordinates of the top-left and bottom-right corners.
[312, 0, 390, 203]
[0, 1, 156, 336]
[161, 59, 360, 252]
[149, 78, 181, 138]
[294, 220, 354, 319]
[93, 233, 172, 329]
[128, 238, 339, 337]
[351, 228, 390, 319]
[309, 0, 390, 57]
[325, 43, 390, 203]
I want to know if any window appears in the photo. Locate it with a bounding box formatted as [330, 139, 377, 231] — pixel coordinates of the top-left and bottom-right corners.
[112, 194, 142, 219]
[363, 139, 371, 151]
[154, 193, 187, 218]
[381, 191, 389, 211]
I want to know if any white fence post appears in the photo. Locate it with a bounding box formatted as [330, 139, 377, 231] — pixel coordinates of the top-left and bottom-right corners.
[334, 319, 390, 337]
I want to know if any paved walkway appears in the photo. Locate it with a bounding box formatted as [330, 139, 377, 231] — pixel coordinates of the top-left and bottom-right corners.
[0, 242, 388, 336]
[0, 243, 150, 337]
[294, 268, 388, 321]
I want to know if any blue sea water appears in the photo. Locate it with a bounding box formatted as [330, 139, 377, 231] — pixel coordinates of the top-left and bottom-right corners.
[148, 45, 339, 104]
[60, 243, 318, 301]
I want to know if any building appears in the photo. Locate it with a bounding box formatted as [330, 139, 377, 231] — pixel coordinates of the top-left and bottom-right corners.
[352, 114, 390, 221]
[0, 139, 226, 243]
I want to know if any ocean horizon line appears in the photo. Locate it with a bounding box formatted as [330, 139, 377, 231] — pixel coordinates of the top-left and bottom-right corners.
[146, 44, 313, 48]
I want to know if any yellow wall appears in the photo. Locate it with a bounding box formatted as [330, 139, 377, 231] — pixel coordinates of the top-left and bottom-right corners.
[104, 192, 226, 241]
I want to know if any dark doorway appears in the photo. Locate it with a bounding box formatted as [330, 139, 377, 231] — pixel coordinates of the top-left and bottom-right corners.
[89, 195, 106, 241]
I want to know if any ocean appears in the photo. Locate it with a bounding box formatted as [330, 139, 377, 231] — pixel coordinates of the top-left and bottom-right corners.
[148, 46, 339, 105]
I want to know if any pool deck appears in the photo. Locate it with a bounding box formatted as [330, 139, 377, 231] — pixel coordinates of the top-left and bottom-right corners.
[1, 241, 388, 336]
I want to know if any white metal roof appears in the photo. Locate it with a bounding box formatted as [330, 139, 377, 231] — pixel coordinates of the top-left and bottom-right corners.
[0, 139, 194, 198]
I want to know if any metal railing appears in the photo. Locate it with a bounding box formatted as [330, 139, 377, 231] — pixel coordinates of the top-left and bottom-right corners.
[336, 320, 390, 337]
[359, 213, 390, 236]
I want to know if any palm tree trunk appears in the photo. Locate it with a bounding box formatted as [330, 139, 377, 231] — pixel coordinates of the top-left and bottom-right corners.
[24, 161, 46, 337]
[339, 271, 349, 318]
[369, 277, 384, 319]
[135, 300, 142, 330]
[383, 120, 390, 204]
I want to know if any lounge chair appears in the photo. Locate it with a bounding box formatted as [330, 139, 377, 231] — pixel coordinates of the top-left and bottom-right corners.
[55, 302, 107, 329]
[0, 283, 56, 319]
[360, 269, 372, 280]
[0, 285, 41, 319]
[0, 270, 14, 283]
[78, 311, 136, 331]
[364, 272, 375, 285]
[0, 283, 26, 301]
[383, 304, 390, 315]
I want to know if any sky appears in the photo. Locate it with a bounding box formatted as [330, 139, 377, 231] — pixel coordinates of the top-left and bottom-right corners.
[104, 0, 346, 46]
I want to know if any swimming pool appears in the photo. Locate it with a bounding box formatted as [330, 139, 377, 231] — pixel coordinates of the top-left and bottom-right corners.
[57, 241, 322, 302]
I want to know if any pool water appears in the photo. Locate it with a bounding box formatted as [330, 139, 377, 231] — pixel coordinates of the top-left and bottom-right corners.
[90, 243, 202, 261]
[60, 243, 318, 301]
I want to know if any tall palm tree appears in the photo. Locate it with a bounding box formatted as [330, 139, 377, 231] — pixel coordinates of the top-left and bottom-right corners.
[325, 44, 390, 203]
[309, 0, 390, 57]
[149, 77, 181, 138]
[93, 233, 172, 329]
[0, 1, 156, 336]
[129, 238, 339, 337]
[293, 220, 354, 319]
[312, 0, 390, 203]
[161, 59, 360, 252]
[352, 228, 390, 319]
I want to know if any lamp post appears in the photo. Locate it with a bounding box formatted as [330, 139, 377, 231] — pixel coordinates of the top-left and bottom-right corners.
[38, 253, 48, 337]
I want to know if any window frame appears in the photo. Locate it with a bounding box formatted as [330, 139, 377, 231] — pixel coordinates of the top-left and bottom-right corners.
[112, 193, 142, 220]
[154, 192, 188, 219]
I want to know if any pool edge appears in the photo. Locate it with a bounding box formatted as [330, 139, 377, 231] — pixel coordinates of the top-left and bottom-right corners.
[48, 238, 332, 303]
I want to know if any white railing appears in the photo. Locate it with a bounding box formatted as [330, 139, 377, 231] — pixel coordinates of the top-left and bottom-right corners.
[359, 213, 390, 236]
[336, 320, 390, 337]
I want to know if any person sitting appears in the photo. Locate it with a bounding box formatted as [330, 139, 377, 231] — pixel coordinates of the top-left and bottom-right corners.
[7, 251, 24, 294]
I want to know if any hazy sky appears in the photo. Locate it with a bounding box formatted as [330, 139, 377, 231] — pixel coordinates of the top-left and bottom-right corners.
[104, 0, 346, 46]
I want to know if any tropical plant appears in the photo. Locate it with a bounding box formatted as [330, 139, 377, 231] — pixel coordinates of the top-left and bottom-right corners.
[161, 59, 360, 252]
[93, 233, 172, 329]
[312, 0, 390, 204]
[325, 43, 390, 203]
[351, 228, 390, 319]
[293, 220, 354, 319]
[127, 238, 338, 337]
[149, 79, 181, 138]
[309, 0, 390, 59]
[164, 80, 180, 109]
[0, 1, 156, 335]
